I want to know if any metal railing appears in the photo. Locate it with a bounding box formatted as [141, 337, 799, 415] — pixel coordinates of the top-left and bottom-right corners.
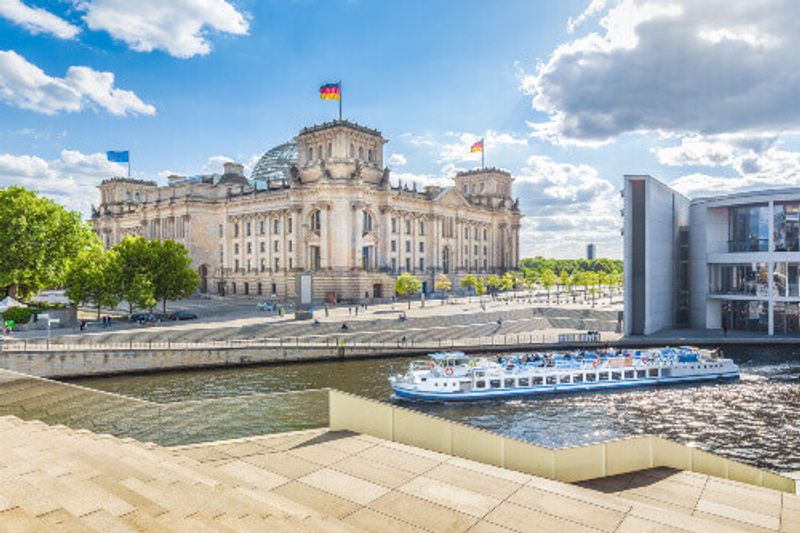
[0, 332, 613, 353]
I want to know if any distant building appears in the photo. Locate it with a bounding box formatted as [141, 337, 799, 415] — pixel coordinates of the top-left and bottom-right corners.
[587, 244, 596, 260]
[623, 174, 800, 336]
[92, 120, 522, 302]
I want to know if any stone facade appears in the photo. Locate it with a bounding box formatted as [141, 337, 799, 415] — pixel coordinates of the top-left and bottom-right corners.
[92, 120, 522, 302]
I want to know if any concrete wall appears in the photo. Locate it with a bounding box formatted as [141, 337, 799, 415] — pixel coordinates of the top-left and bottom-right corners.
[624, 175, 690, 335]
[328, 390, 796, 493]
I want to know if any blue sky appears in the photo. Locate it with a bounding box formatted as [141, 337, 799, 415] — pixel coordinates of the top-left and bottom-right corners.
[2, 0, 799, 258]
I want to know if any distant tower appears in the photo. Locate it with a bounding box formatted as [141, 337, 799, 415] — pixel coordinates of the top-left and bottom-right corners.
[453, 167, 513, 208]
[587, 243, 596, 260]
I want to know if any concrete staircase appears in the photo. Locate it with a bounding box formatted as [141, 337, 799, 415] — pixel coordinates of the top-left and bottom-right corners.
[0, 415, 355, 531]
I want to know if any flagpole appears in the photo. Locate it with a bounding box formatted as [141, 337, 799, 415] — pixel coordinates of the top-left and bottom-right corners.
[482, 143, 485, 169]
[338, 80, 342, 121]
[128, 152, 131, 178]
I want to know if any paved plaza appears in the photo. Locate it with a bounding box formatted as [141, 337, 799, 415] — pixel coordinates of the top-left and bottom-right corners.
[0, 415, 796, 532]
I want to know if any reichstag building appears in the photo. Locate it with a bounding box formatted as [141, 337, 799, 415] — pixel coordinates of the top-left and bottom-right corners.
[92, 120, 522, 302]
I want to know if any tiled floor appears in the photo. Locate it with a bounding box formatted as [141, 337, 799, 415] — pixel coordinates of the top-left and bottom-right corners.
[0, 413, 796, 532]
[174, 429, 800, 533]
[579, 467, 800, 532]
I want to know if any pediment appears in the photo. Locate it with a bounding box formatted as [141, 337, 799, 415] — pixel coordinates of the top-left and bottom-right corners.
[434, 187, 471, 208]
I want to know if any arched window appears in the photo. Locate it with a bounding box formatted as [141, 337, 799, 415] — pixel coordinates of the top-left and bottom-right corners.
[358, 146, 364, 160]
[310, 210, 322, 232]
[368, 149, 374, 162]
[134, 192, 140, 202]
[327, 143, 332, 157]
[362, 210, 373, 232]
[349, 144, 355, 157]
[442, 247, 450, 273]
[308, 146, 314, 161]
[125, 192, 131, 202]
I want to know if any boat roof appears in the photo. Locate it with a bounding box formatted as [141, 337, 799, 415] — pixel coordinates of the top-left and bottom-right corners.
[429, 352, 467, 361]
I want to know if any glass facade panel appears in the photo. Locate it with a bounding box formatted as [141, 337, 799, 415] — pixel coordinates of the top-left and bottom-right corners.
[771, 262, 800, 297]
[729, 204, 769, 252]
[774, 202, 800, 251]
[711, 263, 768, 296]
[722, 300, 768, 333]
[773, 302, 800, 335]
[774, 262, 787, 296]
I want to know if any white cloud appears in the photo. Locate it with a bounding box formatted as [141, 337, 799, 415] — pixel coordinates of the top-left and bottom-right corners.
[437, 130, 527, 164]
[0, 0, 80, 39]
[0, 150, 126, 215]
[78, 0, 249, 58]
[567, 0, 607, 33]
[523, 0, 800, 145]
[514, 155, 621, 257]
[0, 50, 155, 116]
[388, 153, 407, 167]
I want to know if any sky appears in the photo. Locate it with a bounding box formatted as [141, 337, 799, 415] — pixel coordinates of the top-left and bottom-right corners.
[2, 0, 800, 259]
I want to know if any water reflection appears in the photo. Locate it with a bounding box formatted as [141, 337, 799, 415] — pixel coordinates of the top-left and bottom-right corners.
[72, 346, 800, 472]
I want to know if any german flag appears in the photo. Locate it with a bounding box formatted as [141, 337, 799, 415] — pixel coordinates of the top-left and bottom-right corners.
[470, 139, 484, 153]
[320, 82, 341, 100]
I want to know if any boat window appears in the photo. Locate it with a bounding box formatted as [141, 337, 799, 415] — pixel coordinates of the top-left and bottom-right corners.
[518, 378, 530, 386]
[573, 373, 584, 383]
[586, 373, 597, 382]
[624, 370, 634, 379]
[421, 378, 427, 382]
[636, 370, 646, 378]
[648, 368, 659, 377]
[490, 379, 501, 389]
[598, 372, 609, 381]
[612, 372, 622, 380]
[475, 371, 484, 378]
[546, 376, 556, 385]
[559, 374, 571, 384]
[476, 380, 486, 388]
[533, 376, 543, 385]
[504, 379, 515, 388]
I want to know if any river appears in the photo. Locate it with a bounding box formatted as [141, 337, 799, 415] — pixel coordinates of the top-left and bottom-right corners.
[72, 345, 800, 473]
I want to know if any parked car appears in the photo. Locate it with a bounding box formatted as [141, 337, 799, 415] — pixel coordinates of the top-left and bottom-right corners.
[129, 312, 157, 324]
[256, 301, 276, 312]
[170, 310, 198, 321]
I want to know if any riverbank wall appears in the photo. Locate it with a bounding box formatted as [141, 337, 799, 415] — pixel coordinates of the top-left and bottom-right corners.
[1, 334, 797, 379]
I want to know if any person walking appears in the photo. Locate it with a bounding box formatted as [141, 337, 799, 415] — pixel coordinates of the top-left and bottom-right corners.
[324, 304, 329, 318]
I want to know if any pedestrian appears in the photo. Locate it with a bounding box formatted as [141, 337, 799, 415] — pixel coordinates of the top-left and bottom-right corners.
[355, 306, 359, 317]
[324, 304, 329, 318]
[79, 320, 86, 332]
[348, 306, 352, 317]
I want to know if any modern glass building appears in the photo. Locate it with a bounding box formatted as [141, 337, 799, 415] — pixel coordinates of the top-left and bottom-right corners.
[624, 174, 800, 336]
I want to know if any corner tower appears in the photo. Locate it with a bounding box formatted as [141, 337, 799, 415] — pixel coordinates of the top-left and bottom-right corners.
[294, 120, 387, 184]
[454, 168, 514, 208]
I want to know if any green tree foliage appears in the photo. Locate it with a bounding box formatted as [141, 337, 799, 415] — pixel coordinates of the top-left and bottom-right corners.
[127, 273, 156, 311]
[0, 187, 94, 299]
[64, 245, 122, 319]
[475, 277, 487, 296]
[460, 274, 479, 293]
[433, 274, 452, 304]
[395, 272, 422, 309]
[113, 236, 153, 313]
[540, 268, 557, 302]
[485, 274, 503, 293]
[148, 239, 200, 314]
[519, 257, 622, 280]
[2, 306, 32, 325]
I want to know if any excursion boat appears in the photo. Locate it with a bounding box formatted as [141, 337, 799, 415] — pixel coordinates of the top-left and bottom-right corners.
[389, 347, 739, 401]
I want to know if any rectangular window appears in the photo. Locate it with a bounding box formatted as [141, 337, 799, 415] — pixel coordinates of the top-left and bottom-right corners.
[391, 218, 397, 233]
[774, 202, 800, 252]
[247, 242, 252, 254]
[483, 228, 488, 240]
[573, 374, 584, 383]
[288, 241, 293, 252]
[612, 372, 622, 380]
[391, 258, 397, 271]
[419, 242, 424, 253]
[419, 222, 425, 235]
[419, 258, 424, 271]
[546, 376, 556, 385]
[288, 217, 293, 233]
[559, 374, 571, 384]
[260, 242, 265, 253]
[233, 223, 239, 237]
[274, 258, 279, 271]
[260, 221, 265, 234]
[391, 240, 396, 252]
[246, 222, 251, 236]
[218, 224, 223, 238]
[274, 241, 279, 252]
[405, 220, 411, 234]
[490, 379, 501, 389]
[729, 204, 769, 252]
[234, 243, 239, 254]
[648, 368, 659, 377]
[636, 370, 646, 378]
[405, 241, 411, 253]
[273, 219, 279, 233]
[504, 378, 514, 388]
[598, 372, 609, 381]
[518, 378, 529, 386]
[271, 282, 277, 295]
[533, 376, 543, 385]
[234, 259, 239, 271]
[586, 373, 597, 382]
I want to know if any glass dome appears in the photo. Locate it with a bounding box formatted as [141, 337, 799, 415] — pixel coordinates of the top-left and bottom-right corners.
[250, 141, 298, 182]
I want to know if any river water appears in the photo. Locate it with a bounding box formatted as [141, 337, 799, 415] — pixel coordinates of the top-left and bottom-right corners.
[73, 346, 800, 473]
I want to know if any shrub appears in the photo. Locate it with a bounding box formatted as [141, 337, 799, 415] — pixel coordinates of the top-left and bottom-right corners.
[3, 306, 32, 324]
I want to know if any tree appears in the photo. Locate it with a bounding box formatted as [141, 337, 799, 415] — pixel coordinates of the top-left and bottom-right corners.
[475, 277, 487, 296]
[485, 274, 503, 294]
[148, 239, 200, 314]
[540, 268, 557, 303]
[460, 274, 479, 302]
[433, 274, 452, 304]
[501, 272, 517, 292]
[64, 245, 121, 320]
[395, 272, 422, 309]
[112, 236, 154, 314]
[127, 273, 156, 311]
[0, 187, 94, 299]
